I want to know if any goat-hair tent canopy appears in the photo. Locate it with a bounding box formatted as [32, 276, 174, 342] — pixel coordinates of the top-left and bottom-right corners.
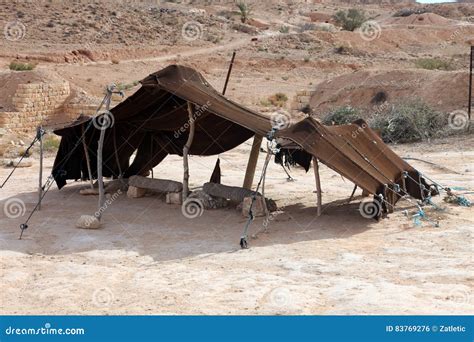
[52, 65, 435, 209]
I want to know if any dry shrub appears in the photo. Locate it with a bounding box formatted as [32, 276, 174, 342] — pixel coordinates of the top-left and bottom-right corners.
[268, 93, 288, 107]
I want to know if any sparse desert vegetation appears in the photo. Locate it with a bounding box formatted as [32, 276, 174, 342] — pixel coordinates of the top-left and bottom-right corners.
[9, 61, 35, 71]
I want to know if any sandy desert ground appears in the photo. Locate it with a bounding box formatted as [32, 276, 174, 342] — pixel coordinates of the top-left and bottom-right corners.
[0, 0, 474, 315]
[0, 134, 473, 315]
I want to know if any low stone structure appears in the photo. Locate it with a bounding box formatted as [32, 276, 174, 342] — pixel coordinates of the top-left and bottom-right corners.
[290, 89, 316, 113]
[0, 82, 70, 133]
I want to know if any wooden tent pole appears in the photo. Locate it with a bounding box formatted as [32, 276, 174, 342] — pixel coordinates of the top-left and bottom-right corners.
[468, 45, 473, 132]
[183, 102, 196, 200]
[222, 51, 236, 96]
[97, 123, 106, 221]
[37, 126, 43, 211]
[81, 123, 94, 189]
[313, 156, 322, 216]
[243, 135, 263, 190]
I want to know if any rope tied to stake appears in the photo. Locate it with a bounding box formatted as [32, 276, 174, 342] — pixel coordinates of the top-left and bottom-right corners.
[240, 128, 279, 249]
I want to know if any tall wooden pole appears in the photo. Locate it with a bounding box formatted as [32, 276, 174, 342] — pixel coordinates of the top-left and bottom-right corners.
[81, 123, 94, 189]
[222, 51, 236, 96]
[243, 135, 263, 190]
[183, 102, 196, 200]
[313, 157, 322, 217]
[37, 126, 43, 211]
[468, 45, 473, 131]
[97, 121, 106, 221]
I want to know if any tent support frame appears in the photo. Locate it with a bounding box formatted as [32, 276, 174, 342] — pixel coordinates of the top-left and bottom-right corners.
[243, 135, 263, 190]
[37, 126, 44, 211]
[313, 157, 322, 217]
[183, 102, 196, 200]
[81, 123, 94, 189]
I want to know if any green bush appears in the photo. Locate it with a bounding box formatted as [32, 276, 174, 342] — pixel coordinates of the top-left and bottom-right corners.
[322, 106, 360, 125]
[333, 9, 367, 31]
[236, 2, 251, 24]
[42, 135, 61, 152]
[116, 81, 139, 91]
[9, 61, 35, 71]
[369, 101, 446, 143]
[415, 58, 452, 71]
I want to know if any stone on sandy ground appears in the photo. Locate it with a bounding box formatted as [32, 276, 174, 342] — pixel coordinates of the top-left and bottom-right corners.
[203, 182, 259, 203]
[2, 157, 33, 168]
[129, 175, 182, 193]
[76, 215, 101, 229]
[241, 196, 278, 218]
[166, 192, 182, 205]
[79, 188, 99, 196]
[127, 186, 146, 198]
[105, 178, 128, 193]
[187, 190, 228, 209]
[241, 195, 267, 217]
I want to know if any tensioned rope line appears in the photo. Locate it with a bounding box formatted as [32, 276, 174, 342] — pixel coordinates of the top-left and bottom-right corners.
[276, 121, 432, 223]
[334, 127, 470, 224]
[19, 119, 95, 239]
[0, 129, 42, 189]
[18, 86, 122, 239]
[239, 128, 278, 249]
[333, 131, 443, 225]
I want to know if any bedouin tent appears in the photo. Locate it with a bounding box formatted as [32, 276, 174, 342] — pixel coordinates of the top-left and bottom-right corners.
[52, 65, 436, 215]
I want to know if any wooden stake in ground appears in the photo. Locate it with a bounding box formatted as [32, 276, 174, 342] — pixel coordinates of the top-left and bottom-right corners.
[313, 156, 322, 216]
[183, 102, 196, 200]
[243, 135, 263, 190]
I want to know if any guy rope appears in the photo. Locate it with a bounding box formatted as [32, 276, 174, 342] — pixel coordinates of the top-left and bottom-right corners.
[240, 128, 278, 249]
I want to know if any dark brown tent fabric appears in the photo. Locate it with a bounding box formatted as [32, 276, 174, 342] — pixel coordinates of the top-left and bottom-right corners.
[52, 65, 435, 209]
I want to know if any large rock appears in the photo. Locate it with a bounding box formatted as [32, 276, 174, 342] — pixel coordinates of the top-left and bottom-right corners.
[105, 178, 128, 193]
[127, 186, 146, 198]
[128, 175, 182, 193]
[203, 182, 259, 203]
[79, 188, 99, 196]
[166, 192, 182, 205]
[241, 196, 267, 217]
[76, 215, 101, 229]
[187, 190, 228, 209]
[3, 157, 33, 168]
